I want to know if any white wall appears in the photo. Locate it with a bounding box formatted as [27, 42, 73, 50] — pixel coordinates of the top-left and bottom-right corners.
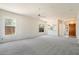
[0, 9, 47, 42]
[0, 17, 4, 40]
[77, 16, 79, 39]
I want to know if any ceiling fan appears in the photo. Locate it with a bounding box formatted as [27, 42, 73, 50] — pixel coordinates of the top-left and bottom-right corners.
[37, 8, 46, 18]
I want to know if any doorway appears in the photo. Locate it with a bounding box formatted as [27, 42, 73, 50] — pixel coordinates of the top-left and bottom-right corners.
[69, 24, 76, 37]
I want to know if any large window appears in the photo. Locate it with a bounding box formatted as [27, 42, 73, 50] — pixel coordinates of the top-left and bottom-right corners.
[5, 19, 16, 35]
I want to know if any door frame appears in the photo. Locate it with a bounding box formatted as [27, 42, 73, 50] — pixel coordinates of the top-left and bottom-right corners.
[69, 23, 76, 37]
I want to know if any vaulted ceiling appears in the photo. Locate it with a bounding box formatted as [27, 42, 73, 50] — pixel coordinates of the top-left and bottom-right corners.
[0, 3, 79, 20]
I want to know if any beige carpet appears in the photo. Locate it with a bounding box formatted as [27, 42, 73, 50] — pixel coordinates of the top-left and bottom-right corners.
[0, 35, 79, 55]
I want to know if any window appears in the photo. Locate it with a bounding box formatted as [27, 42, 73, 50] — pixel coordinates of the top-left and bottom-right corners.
[5, 19, 16, 35]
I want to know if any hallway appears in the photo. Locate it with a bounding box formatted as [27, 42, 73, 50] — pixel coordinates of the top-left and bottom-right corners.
[0, 35, 79, 55]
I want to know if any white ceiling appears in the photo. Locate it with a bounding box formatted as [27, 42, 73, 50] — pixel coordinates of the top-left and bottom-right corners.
[0, 3, 79, 20]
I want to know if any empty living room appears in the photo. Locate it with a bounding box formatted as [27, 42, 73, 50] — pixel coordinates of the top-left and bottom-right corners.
[0, 2, 79, 57]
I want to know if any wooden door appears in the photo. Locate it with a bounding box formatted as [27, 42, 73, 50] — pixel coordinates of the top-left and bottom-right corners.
[69, 24, 76, 37]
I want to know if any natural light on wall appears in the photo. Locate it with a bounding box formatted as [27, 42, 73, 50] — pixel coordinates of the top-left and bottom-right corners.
[40, 18, 53, 26]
